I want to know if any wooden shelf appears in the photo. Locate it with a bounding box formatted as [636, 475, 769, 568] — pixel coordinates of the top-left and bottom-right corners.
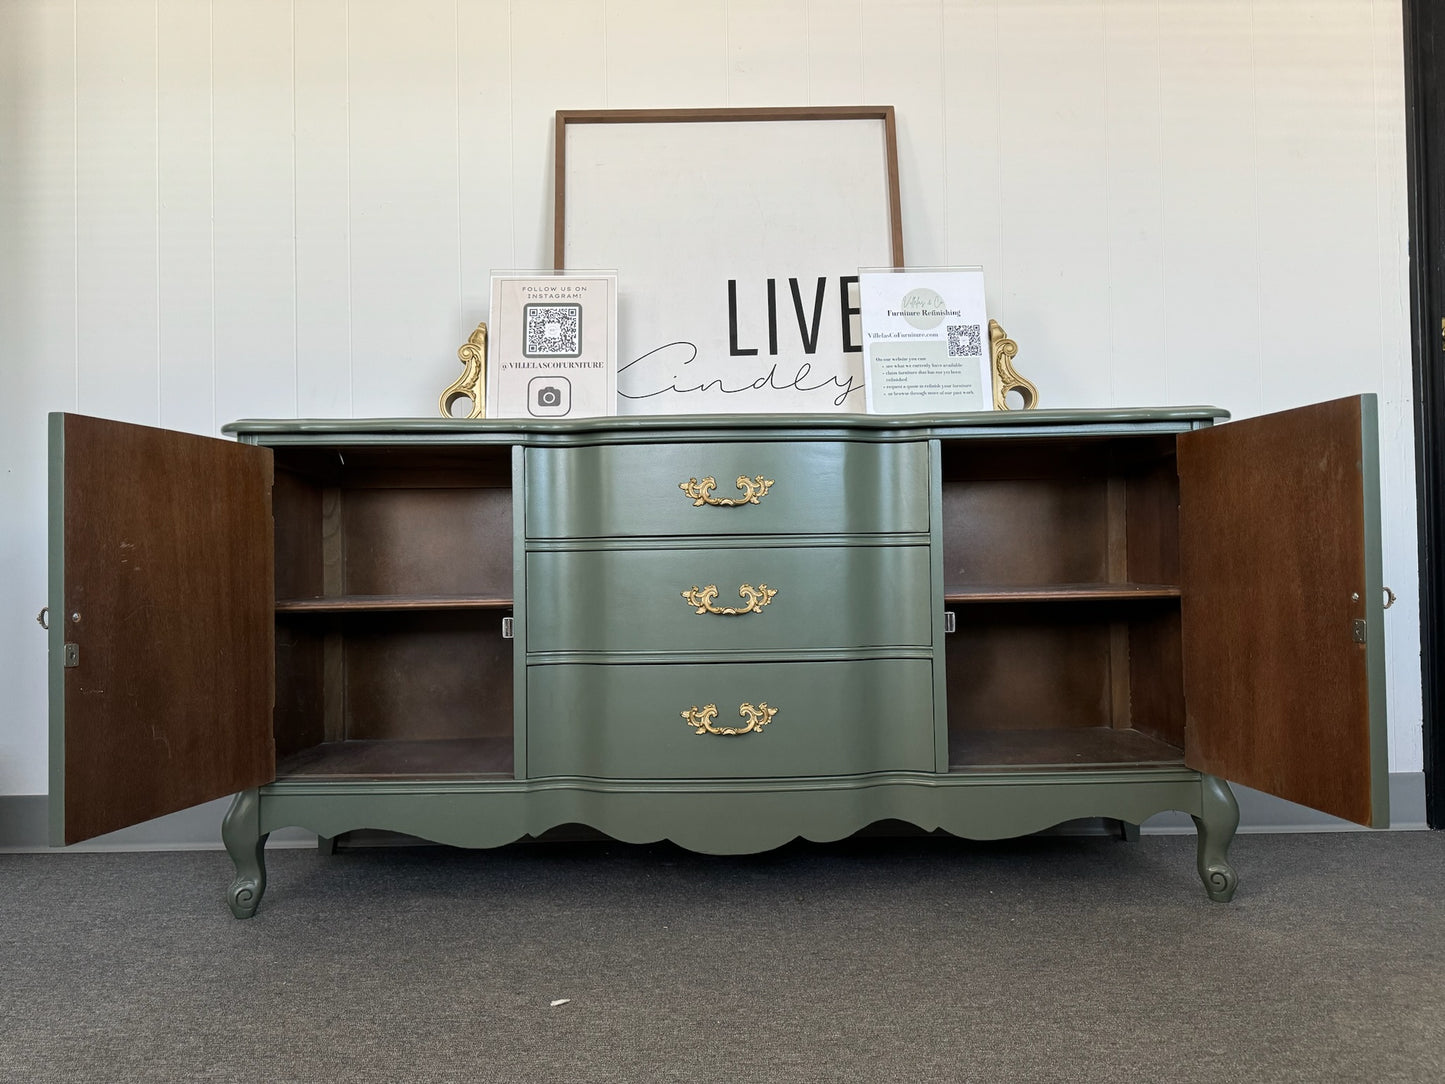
[276, 738, 514, 779]
[945, 583, 1181, 604]
[949, 726, 1184, 771]
[275, 594, 513, 614]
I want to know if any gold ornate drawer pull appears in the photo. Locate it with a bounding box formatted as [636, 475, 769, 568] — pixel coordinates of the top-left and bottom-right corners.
[679, 474, 774, 507]
[682, 583, 777, 615]
[682, 702, 777, 736]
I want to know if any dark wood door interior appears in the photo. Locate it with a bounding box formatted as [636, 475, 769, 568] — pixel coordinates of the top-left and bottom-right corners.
[1178, 396, 1386, 826]
[55, 414, 276, 843]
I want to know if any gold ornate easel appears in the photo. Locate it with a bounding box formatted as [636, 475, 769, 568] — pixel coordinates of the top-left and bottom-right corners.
[439, 321, 488, 419]
[989, 319, 1038, 410]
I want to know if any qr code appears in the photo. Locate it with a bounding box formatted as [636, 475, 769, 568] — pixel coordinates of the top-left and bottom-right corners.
[946, 323, 983, 357]
[523, 303, 582, 358]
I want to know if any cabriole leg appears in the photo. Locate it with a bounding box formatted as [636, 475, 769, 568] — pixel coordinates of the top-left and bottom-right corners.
[222, 789, 270, 919]
[1191, 774, 1240, 902]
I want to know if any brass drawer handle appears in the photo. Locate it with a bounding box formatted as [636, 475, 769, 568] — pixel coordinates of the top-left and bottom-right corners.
[679, 474, 774, 507]
[682, 583, 777, 615]
[682, 702, 777, 736]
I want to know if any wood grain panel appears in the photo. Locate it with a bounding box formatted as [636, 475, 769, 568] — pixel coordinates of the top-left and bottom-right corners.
[1179, 396, 1383, 825]
[276, 737, 513, 779]
[946, 603, 1183, 740]
[58, 414, 274, 844]
[940, 436, 1180, 587]
[274, 621, 324, 759]
[946, 611, 1113, 732]
[341, 487, 513, 597]
[1129, 608, 1185, 749]
[341, 613, 512, 741]
[941, 478, 1110, 585]
[1124, 454, 1181, 585]
[949, 727, 1183, 770]
[946, 585, 1179, 603]
[275, 595, 512, 613]
[272, 469, 324, 600]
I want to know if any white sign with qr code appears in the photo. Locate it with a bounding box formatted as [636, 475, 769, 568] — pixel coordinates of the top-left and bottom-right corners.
[487, 271, 617, 419]
[857, 267, 991, 414]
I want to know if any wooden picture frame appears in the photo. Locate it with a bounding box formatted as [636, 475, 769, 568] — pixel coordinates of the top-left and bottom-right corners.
[555, 106, 904, 415]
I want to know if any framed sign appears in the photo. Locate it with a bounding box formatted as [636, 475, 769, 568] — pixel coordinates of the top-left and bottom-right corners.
[858, 266, 991, 414]
[556, 107, 903, 415]
[486, 270, 618, 419]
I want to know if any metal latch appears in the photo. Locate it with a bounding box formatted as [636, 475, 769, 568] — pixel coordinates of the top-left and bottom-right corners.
[63, 643, 79, 667]
[501, 617, 514, 640]
[944, 611, 956, 634]
[1352, 619, 1367, 644]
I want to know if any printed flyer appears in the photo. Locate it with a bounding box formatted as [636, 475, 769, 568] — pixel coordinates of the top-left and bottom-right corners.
[487, 271, 617, 419]
[858, 268, 990, 413]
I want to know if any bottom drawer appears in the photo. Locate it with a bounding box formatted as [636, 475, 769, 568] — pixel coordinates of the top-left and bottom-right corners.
[527, 660, 935, 778]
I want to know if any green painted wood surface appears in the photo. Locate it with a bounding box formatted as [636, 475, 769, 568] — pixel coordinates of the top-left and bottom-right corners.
[254, 769, 1214, 853]
[224, 405, 1228, 444]
[1359, 397, 1391, 827]
[42, 403, 1384, 912]
[525, 543, 932, 654]
[511, 446, 529, 780]
[46, 416, 66, 847]
[927, 439, 950, 772]
[525, 659, 935, 778]
[524, 440, 930, 538]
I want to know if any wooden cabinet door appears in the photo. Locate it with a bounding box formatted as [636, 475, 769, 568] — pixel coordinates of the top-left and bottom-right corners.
[49, 414, 277, 844]
[1178, 395, 1388, 826]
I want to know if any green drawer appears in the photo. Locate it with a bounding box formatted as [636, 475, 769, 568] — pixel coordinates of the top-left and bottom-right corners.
[527, 659, 935, 778]
[524, 440, 929, 538]
[526, 544, 932, 653]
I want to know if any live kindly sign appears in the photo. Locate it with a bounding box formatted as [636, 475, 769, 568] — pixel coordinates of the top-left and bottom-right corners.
[556, 108, 903, 415]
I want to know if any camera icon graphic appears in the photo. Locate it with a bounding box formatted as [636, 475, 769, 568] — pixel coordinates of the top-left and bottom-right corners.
[527, 376, 572, 417]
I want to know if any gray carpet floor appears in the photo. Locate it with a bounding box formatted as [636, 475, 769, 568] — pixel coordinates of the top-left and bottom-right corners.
[2, 830, 1443, 1083]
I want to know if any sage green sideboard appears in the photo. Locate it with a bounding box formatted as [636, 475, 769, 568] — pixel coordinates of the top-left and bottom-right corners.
[47, 398, 1389, 916]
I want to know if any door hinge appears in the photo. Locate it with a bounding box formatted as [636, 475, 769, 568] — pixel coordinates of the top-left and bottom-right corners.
[1352, 619, 1367, 644]
[501, 616, 514, 640]
[944, 611, 956, 634]
[63, 642, 79, 667]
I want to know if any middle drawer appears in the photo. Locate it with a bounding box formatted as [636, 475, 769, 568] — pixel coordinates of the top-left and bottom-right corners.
[526, 544, 933, 654]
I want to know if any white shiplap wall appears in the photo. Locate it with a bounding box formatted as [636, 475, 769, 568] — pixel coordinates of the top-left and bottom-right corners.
[0, 0, 1420, 795]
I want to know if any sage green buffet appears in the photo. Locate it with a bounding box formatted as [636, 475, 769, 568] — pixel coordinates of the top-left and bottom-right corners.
[47, 396, 1388, 916]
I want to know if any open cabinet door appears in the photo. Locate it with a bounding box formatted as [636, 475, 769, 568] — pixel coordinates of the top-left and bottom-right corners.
[49, 414, 277, 844]
[1178, 395, 1388, 827]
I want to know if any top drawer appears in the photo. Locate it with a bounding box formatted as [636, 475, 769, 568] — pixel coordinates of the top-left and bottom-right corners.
[525, 440, 929, 538]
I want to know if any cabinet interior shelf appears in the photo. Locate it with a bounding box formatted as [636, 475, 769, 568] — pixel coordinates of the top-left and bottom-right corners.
[274, 594, 513, 614]
[949, 726, 1184, 770]
[944, 583, 1181, 604]
[276, 738, 514, 778]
